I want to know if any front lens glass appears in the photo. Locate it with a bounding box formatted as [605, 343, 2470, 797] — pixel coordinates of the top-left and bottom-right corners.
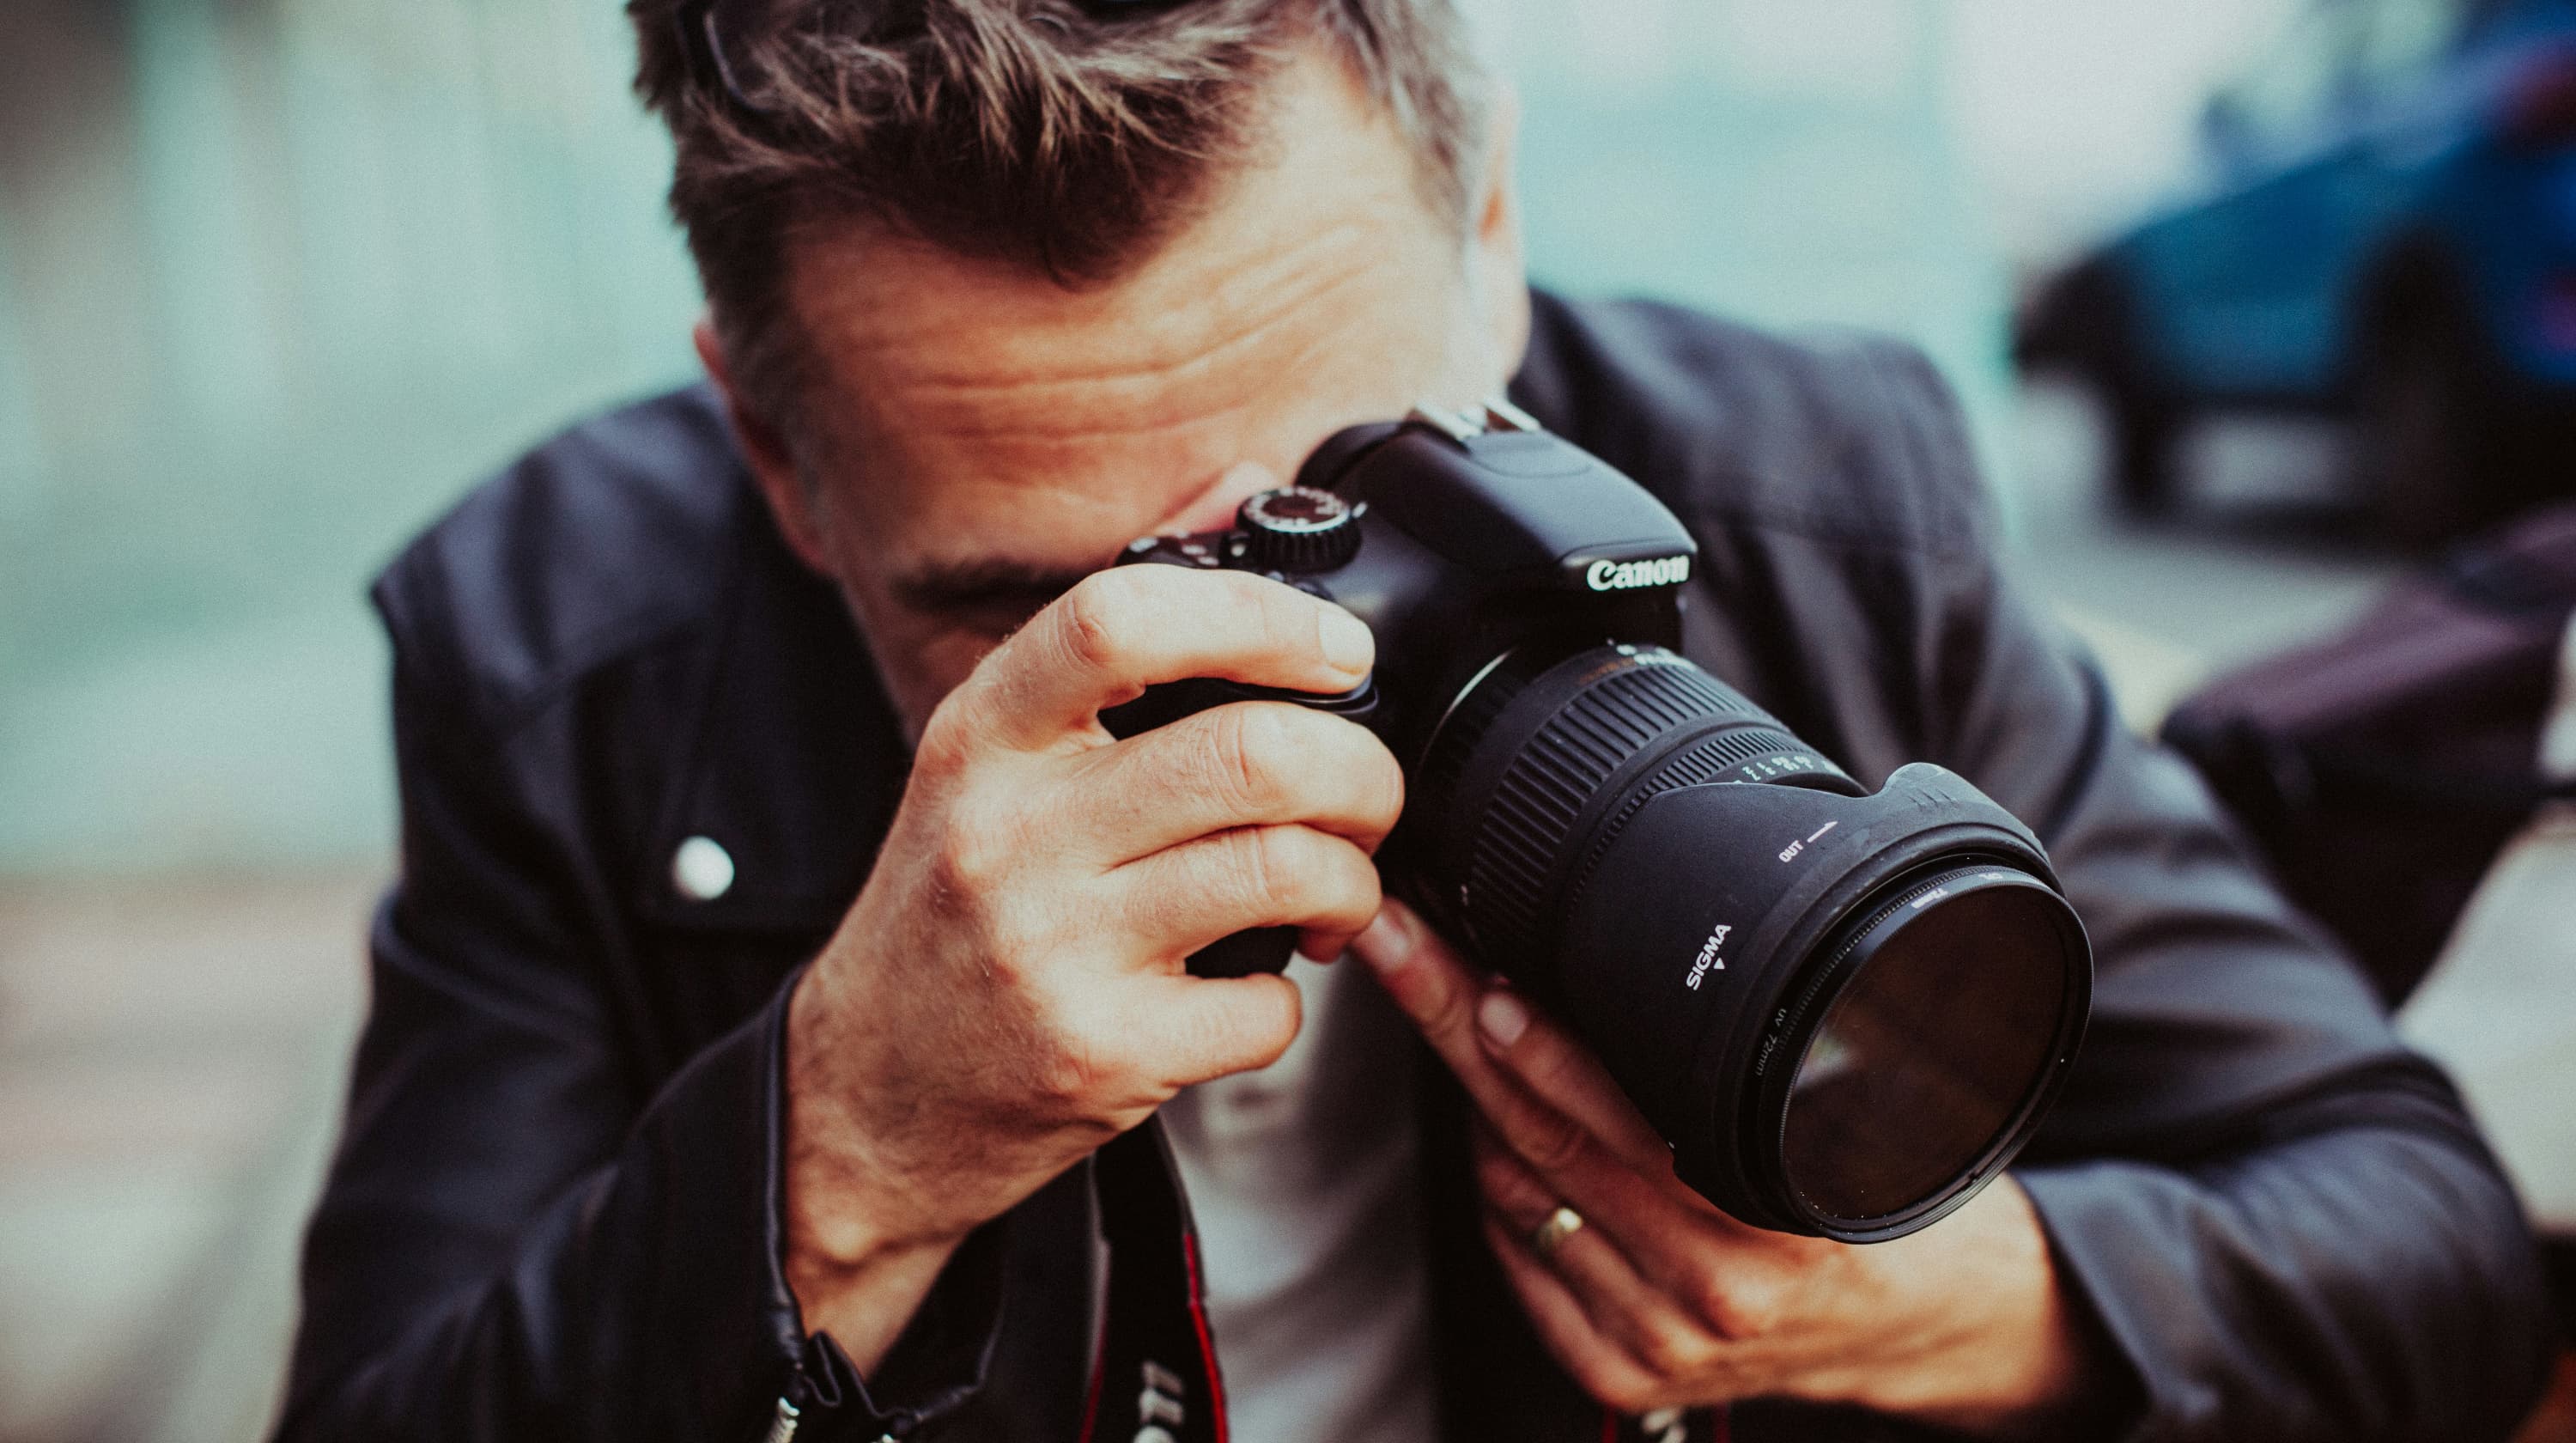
[1780, 881, 2070, 1223]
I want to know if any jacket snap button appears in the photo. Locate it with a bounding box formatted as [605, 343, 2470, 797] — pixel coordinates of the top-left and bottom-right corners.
[671, 836, 736, 901]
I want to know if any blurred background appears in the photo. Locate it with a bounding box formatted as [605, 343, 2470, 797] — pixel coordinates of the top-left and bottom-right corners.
[3, 0, 2573, 1438]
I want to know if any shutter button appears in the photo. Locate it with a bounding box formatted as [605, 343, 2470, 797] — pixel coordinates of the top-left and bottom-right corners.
[671, 836, 736, 902]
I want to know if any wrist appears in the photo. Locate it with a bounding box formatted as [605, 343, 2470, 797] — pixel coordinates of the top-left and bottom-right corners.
[1841, 1178, 2096, 1434]
[783, 1140, 972, 1275]
[780, 963, 982, 1372]
[784, 959, 977, 1261]
[781, 1194, 967, 1374]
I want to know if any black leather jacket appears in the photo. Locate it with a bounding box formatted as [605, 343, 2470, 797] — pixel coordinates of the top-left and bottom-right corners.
[276, 294, 2552, 1443]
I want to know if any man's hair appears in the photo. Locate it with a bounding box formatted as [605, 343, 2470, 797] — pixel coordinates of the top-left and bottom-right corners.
[629, 0, 1491, 418]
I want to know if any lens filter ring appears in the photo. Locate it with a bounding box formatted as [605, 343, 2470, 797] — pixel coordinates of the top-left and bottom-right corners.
[1743, 860, 2090, 1242]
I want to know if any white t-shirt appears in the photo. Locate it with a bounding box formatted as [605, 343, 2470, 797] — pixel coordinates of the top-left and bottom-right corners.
[1157, 954, 1438, 1443]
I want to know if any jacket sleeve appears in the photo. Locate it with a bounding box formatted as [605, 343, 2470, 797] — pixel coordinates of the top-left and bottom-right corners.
[273, 581, 996, 1443]
[1865, 344, 2554, 1441]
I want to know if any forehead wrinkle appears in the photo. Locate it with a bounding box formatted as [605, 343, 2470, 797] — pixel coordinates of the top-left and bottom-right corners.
[896, 389, 1267, 451]
[882, 332, 1327, 448]
[870, 422, 1239, 540]
[824, 203, 1413, 401]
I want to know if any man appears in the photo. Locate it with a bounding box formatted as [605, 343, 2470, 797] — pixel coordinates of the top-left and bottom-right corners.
[275, 2, 2552, 1440]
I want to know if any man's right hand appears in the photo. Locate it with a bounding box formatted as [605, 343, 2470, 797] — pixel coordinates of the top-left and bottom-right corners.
[781, 563, 1403, 1366]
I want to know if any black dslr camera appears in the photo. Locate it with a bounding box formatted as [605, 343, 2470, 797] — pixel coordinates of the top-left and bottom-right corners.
[1103, 404, 2091, 1243]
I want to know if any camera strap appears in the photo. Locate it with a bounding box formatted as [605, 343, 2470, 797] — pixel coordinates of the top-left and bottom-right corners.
[1078, 1117, 1229, 1443]
[1074, 1115, 1732, 1443]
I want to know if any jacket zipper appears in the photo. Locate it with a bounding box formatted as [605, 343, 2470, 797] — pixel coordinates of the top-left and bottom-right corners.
[762, 1396, 800, 1443]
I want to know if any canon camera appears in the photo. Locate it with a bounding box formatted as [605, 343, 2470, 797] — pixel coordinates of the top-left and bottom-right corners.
[1101, 403, 2093, 1243]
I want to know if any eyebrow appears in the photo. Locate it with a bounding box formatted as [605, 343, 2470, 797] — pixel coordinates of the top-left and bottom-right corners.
[890, 556, 1102, 614]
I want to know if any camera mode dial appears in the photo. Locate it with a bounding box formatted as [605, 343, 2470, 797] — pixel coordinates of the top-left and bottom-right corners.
[1236, 487, 1364, 574]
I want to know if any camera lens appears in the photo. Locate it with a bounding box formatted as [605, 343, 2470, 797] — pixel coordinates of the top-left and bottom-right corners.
[1770, 868, 2083, 1229]
[1405, 644, 2090, 1241]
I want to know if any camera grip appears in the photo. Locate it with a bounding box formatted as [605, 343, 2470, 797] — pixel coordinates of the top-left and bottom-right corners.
[1185, 926, 1303, 979]
[1099, 675, 1379, 979]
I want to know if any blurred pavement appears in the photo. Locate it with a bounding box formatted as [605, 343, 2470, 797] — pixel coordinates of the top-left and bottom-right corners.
[0, 875, 370, 1443]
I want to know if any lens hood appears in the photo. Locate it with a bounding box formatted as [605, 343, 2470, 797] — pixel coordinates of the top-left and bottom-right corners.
[1557, 764, 2091, 1239]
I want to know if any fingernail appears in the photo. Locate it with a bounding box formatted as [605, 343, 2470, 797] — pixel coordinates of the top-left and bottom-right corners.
[1316, 606, 1374, 677]
[1352, 909, 1407, 972]
[1478, 989, 1530, 1051]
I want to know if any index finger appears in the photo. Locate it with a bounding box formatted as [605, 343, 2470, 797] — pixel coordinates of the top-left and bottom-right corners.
[1353, 900, 1672, 1173]
[955, 565, 1375, 753]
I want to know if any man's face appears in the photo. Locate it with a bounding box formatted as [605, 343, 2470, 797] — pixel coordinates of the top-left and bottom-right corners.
[710, 51, 1528, 739]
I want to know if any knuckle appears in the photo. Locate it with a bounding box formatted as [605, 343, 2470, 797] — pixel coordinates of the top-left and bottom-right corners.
[1688, 1268, 1778, 1340]
[1685, 1272, 1737, 1336]
[911, 697, 984, 779]
[1206, 705, 1292, 814]
[1055, 570, 1147, 672]
[932, 788, 1024, 893]
[1025, 1031, 1108, 1111]
[1474, 1142, 1540, 1210]
[1022, 987, 1147, 1114]
[1637, 1327, 1713, 1381]
[1521, 1111, 1591, 1176]
[1221, 825, 1374, 927]
[1732, 1279, 1791, 1337]
[1413, 953, 1473, 1032]
[1210, 567, 1290, 634]
[1229, 825, 1302, 912]
[1516, 1034, 1574, 1093]
[1215, 573, 1327, 672]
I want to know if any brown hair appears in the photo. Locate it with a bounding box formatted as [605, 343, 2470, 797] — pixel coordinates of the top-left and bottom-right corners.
[629, 0, 1491, 417]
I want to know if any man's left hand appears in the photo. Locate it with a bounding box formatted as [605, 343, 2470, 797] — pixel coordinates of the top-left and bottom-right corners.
[1352, 899, 2098, 1434]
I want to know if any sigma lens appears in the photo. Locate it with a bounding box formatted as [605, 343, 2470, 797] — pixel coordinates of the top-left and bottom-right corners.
[1406, 642, 2091, 1240]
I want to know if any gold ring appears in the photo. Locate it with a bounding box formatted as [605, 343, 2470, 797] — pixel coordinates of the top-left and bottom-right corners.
[1532, 1205, 1586, 1257]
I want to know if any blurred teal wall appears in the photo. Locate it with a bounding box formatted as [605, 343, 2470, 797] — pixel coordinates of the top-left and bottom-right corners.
[0, 0, 703, 870]
[0, 0, 2008, 874]
[1493, 0, 2011, 466]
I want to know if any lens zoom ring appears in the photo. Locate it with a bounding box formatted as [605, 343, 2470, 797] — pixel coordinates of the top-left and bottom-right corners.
[1411, 655, 1531, 832]
[1552, 726, 1814, 920]
[1467, 660, 1754, 956]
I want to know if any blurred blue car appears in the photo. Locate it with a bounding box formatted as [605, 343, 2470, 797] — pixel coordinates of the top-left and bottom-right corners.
[2019, 0, 2576, 542]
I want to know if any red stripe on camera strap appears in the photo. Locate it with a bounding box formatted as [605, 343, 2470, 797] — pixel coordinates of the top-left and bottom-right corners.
[1076, 1119, 1229, 1443]
[1075, 1117, 1731, 1443]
